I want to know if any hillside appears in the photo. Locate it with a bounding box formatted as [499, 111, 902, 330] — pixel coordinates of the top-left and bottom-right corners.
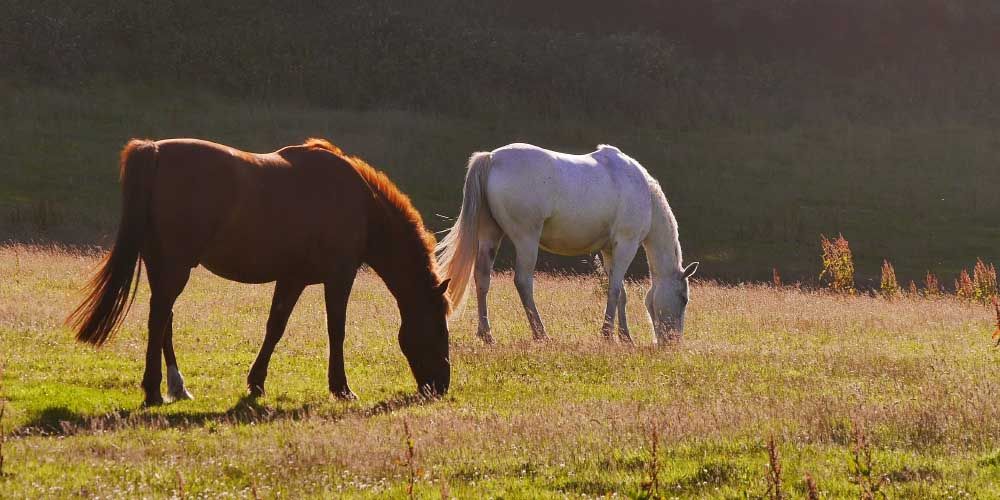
[2, 1, 999, 283]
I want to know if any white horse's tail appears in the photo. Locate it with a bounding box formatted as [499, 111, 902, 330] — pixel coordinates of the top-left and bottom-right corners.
[436, 152, 493, 311]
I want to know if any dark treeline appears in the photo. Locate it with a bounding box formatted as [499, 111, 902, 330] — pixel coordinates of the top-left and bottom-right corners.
[5, 0, 1000, 128]
[474, 0, 1000, 66]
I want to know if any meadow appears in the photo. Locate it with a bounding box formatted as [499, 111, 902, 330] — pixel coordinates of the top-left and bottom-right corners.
[2, 245, 1000, 497]
[5, 2, 1000, 497]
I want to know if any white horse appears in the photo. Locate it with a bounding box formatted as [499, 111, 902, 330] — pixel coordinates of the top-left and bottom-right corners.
[436, 143, 697, 344]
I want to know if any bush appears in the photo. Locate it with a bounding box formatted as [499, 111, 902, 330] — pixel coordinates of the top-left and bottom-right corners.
[956, 269, 975, 301]
[973, 259, 998, 305]
[924, 272, 941, 297]
[880, 260, 900, 300]
[820, 234, 855, 294]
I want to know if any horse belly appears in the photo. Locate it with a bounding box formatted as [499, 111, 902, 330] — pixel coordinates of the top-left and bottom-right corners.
[199, 242, 289, 284]
[538, 215, 610, 256]
[197, 213, 328, 284]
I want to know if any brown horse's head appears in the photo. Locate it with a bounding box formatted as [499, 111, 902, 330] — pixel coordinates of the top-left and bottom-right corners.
[399, 279, 451, 396]
[325, 139, 454, 396]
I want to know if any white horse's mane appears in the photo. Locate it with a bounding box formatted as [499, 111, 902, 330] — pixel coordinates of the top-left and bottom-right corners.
[643, 172, 683, 270]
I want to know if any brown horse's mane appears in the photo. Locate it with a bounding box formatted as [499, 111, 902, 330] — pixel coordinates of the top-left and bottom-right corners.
[302, 138, 449, 309]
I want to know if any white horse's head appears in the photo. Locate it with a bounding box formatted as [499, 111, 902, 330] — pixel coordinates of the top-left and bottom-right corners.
[646, 261, 698, 343]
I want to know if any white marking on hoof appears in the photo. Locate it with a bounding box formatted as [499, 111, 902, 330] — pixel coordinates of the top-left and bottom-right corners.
[166, 365, 194, 401]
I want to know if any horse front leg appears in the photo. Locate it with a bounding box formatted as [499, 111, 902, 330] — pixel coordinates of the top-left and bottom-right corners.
[600, 249, 632, 343]
[602, 241, 640, 343]
[474, 232, 503, 344]
[616, 285, 631, 343]
[325, 268, 358, 400]
[247, 281, 305, 397]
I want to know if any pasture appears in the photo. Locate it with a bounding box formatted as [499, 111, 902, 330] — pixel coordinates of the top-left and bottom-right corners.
[2, 245, 1000, 497]
[6, 3, 1000, 496]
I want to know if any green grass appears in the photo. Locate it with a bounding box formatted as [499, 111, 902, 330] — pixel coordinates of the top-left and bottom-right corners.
[3, 245, 1000, 497]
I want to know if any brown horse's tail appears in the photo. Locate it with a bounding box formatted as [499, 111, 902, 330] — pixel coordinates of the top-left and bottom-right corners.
[67, 139, 157, 346]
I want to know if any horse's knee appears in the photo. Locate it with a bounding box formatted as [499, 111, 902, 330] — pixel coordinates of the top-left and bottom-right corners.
[608, 282, 624, 301]
[475, 251, 493, 282]
[514, 274, 532, 295]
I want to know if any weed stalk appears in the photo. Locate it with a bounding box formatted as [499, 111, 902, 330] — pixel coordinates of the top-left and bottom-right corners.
[848, 423, 888, 499]
[643, 424, 661, 498]
[177, 470, 186, 500]
[765, 435, 784, 500]
[804, 472, 819, 499]
[0, 362, 6, 478]
[404, 419, 416, 499]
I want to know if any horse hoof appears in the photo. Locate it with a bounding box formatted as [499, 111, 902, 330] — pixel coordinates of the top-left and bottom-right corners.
[332, 389, 358, 401]
[477, 332, 496, 345]
[533, 334, 549, 342]
[166, 388, 194, 402]
[167, 367, 194, 402]
[655, 336, 681, 347]
[142, 396, 165, 408]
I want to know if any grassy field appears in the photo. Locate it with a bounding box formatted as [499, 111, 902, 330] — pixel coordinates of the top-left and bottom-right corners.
[3, 245, 1000, 497]
[6, 3, 1000, 497]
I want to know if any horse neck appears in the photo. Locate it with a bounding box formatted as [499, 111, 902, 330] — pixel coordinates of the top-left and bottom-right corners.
[642, 180, 682, 285]
[364, 211, 437, 317]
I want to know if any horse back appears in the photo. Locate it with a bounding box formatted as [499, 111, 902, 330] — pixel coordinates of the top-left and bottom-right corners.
[148, 139, 371, 283]
[486, 143, 653, 254]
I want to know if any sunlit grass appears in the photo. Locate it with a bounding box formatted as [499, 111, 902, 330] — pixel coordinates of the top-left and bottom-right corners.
[2, 245, 1000, 497]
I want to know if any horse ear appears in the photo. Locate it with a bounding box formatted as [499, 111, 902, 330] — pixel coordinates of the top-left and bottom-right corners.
[437, 279, 451, 295]
[683, 262, 699, 279]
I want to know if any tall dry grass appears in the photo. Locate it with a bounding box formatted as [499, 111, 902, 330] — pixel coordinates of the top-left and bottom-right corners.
[2, 245, 1000, 496]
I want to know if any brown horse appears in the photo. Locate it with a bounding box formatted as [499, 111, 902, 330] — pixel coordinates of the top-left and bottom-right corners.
[67, 138, 451, 406]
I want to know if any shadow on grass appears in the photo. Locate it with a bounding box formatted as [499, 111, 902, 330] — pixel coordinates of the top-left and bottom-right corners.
[12, 392, 432, 437]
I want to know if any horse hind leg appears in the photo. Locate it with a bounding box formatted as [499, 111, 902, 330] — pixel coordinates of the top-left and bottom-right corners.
[474, 225, 504, 344]
[511, 235, 547, 341]
[163, 312, 193, 401]
[143, 263, 191, 406]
